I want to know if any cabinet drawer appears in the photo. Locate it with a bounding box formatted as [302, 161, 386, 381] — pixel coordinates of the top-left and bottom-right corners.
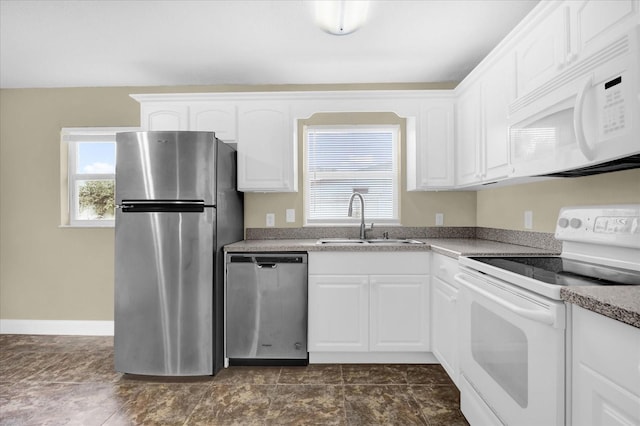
[431, 253, 459, 285]
[309, 252, 429, 275]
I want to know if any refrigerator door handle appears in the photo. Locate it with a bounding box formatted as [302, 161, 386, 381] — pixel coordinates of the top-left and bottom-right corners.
[119, 200, 206, 213]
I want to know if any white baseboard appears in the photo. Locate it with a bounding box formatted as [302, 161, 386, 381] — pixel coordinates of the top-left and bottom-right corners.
[309, 351, 438, 364]
[0, 319, 114, 336]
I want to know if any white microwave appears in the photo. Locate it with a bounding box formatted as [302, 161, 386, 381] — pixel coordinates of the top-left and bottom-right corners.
[509, 25, 640, 178]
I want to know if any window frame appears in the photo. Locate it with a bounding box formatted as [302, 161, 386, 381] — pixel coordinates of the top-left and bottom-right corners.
[303, 124, 401, 226]
[61, 127, 137, 228]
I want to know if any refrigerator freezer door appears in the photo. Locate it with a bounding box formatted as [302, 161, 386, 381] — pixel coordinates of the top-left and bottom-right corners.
[115, 131, 216, 204]
[114, 207, 215, 376]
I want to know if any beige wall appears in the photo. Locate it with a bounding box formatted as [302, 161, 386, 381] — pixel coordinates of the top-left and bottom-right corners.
[476, 169, 640, 233]
[1, 84, 638, 321]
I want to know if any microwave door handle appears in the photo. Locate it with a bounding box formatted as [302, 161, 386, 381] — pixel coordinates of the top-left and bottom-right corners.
[574, 76, 595, 161]
[454, 273, 556, 326]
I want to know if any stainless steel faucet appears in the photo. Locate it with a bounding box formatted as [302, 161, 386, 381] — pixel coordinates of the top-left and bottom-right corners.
[348, 192, 370, 239]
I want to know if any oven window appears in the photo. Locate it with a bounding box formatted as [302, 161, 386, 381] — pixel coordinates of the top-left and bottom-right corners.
[471, 302, 528, 408]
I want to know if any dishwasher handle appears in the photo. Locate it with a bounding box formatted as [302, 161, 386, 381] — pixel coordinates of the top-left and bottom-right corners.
[228, 254, 307, 266]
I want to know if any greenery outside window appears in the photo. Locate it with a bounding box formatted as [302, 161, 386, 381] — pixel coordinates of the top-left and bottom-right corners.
[61, 127, 136, 227]
[304, 125, 400, 225]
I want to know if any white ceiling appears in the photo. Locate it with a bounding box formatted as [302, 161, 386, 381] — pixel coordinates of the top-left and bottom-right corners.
[0, 0, 539, 89]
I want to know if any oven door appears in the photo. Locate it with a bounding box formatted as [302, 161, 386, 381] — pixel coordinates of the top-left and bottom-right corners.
[455, 268, 566, 426]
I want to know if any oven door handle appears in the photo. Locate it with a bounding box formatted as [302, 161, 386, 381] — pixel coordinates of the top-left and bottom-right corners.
[455, 273, 556, 326]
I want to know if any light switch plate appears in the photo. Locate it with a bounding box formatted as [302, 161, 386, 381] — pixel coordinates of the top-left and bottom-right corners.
[286, 209, 295, 223]
[266, 213, 275, 227]
[435, 213, 444, 226]
[524, 210, 533, 229]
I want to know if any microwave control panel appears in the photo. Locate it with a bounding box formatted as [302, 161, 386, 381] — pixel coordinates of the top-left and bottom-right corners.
[598, 73, 628, 138]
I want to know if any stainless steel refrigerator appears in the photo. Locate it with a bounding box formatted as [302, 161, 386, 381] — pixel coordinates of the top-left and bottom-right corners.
[114, 131, 243, 376]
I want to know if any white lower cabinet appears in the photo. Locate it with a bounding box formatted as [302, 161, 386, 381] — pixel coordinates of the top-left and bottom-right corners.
[430, 253, 460, 385]
[571, 305, 640, 426]
[308, 252, 430, 362]
[308, 275, 369, 352]
[370, 275, 430, 351]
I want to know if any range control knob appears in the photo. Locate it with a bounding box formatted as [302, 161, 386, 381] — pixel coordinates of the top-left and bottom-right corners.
[558, 218, 569, 228]
[570, 218, 582, 229]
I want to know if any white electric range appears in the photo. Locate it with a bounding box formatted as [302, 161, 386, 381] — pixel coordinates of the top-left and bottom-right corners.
[455, 205, 640, 426]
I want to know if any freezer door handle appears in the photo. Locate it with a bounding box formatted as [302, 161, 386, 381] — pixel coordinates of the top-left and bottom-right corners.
[119, 200, 206, 213]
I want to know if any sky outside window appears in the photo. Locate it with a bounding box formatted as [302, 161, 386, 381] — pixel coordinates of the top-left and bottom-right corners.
[76, 142, 115, 174]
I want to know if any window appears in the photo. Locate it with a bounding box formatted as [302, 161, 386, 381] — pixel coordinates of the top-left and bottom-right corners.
[304, 125, 400, 225]
[61, 127, 136, 227]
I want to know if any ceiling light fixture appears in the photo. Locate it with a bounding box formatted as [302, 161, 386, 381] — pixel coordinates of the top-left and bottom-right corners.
[314, 0, 370, 36]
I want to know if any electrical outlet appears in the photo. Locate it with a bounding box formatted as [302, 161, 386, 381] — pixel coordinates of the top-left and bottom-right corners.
[286, 209, 295, 223]
[266, 213, 275, 227]
[435, 213, 444, 226]
[524, 210, 533, 230]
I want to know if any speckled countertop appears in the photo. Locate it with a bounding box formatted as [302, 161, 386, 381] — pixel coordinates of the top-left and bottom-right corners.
[560, 286, 640, 328]
[224, 238, 557, 257]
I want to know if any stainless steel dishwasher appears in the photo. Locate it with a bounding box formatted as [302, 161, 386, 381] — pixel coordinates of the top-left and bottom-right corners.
[225, 253, 308, 365]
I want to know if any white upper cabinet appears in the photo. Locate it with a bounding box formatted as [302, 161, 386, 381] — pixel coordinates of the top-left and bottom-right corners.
[569, 0, 639, 64]
[456, 57, 515, 187]
[481, 56, 515, 182]
[514, 4, 569, 98]
[456, 86, 482, 186]
[237, 102, 297, 192]
[407, 99, 455, 190]
[132, 94, 296, 192]
[189, 103, 237, 143]
[514, 0, 639, 99]
[140, 103, 188, 131]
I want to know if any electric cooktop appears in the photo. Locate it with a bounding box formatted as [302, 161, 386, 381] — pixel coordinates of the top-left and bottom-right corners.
[470, 256, 640, 286]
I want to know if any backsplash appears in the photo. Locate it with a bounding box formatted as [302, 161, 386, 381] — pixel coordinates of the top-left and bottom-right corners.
[476, 227, 562, 251]
[245, 226, 562, 252]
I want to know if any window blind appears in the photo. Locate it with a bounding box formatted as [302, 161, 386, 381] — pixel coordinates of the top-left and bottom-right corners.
[305, 126, 399, 224]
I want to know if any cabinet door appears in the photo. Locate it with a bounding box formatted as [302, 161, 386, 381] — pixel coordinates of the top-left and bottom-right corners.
[572, 306, 640, 426]
[369, 275, 429, 352]
[190, 103, 237, 143]
[481, 56, 515, 181]
[308, 275, 369, 352]
[141, 103, 188, 131]
[456, 86, 482, 186]
[408, 100, 455, 190]
[514, 4, 569, 98]
[237, 102, 297, 192]
[569, 0, 639, 64]
[431, 276, 458, 384]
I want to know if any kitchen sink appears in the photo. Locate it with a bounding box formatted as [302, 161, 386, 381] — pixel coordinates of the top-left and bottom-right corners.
[367, 239, 424, 244]
[316, 238, 368, 244]
[316, 238, 424, 245]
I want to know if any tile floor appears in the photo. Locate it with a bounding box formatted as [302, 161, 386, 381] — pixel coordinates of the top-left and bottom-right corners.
[0, 334, 469, 425]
